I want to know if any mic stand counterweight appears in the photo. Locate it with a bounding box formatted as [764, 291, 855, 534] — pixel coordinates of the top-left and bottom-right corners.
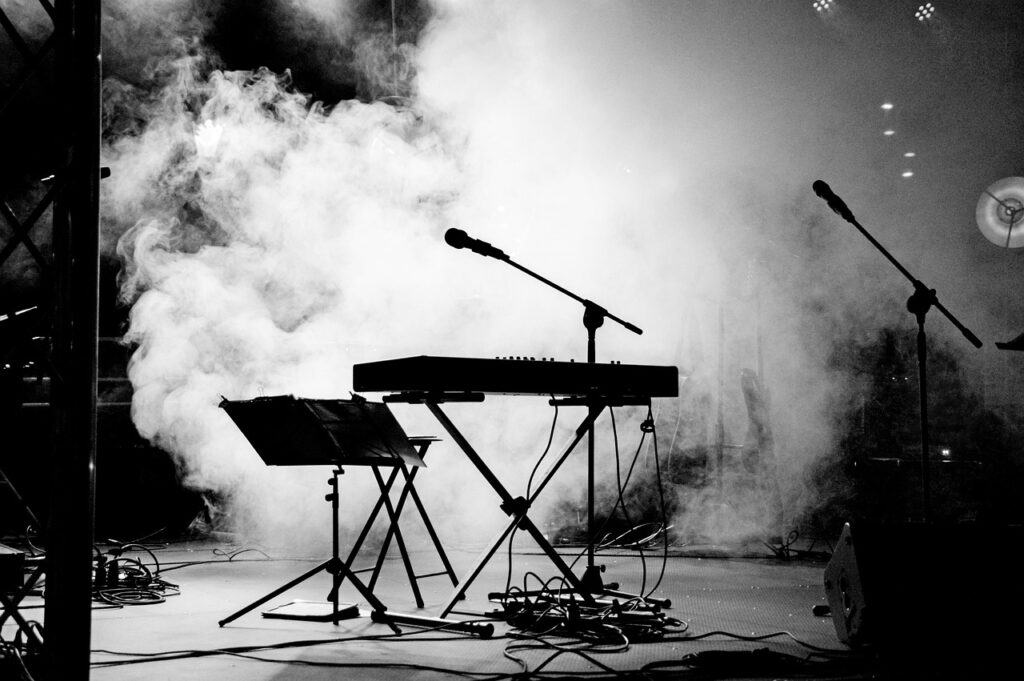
[812, 182, 982, 525]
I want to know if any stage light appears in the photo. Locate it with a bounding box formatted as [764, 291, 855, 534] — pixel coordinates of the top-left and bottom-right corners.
[883, 129, 895, 136]
[902, 171, 914, 178]
[915, 3, 935, 22]
[881, 102, 894, 111]
[812, 0, 836, 14]
[904, 152, 916, 157]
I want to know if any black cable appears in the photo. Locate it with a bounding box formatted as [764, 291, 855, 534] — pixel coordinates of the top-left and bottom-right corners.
[568, 410, 648, 575]
[608, 407, 649, 595]
[91, 623, 858, 680]
[528, 397, 560, 497]
[643, 405, 670, 598]
[504, 631, 623, 676]
[640, 646, 870, 679]
[598, 523, 669, 550]
[155, 556, 278, 573]
[661, 628, 857, 655]
[114, 543, 162, 576]
[502, 571, 677, 651]
[0, 642, 38, 681]
[95, 588, 172, 606]
[91, 623, 509, 668]
[91, 553, 180, 608]
[210, 546, 273, 561]
[106, 525, 169, 546]
[22, 529, 44, 557]
[505, 397, 560, 597]
[199, 653, 502, 679]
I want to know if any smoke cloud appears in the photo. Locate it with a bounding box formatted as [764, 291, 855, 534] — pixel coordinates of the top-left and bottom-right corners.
[92, 1, 1024, 552]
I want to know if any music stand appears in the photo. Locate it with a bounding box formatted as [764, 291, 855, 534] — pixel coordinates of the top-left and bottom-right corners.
[216, 395, 414, 629]
[220, 395, 426, 468]
[216, 395, 492, 636]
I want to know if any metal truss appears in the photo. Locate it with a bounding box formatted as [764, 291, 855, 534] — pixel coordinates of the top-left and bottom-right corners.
[1, 2, 100, 681]
[0, 0, 57, 291]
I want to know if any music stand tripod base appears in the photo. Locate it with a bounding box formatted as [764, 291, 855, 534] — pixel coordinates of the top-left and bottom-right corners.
[216, 396, 490, 638]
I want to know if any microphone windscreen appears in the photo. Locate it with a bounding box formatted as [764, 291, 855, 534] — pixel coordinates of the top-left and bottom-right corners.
[812, 180, 830, 198]
[444, 228, 468, 249]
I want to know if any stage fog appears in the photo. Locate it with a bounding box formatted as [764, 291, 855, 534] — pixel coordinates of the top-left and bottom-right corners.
[5, 0, 1022, 551]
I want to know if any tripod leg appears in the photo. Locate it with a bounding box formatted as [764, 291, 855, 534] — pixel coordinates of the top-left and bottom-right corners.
[438, 515, 519, 617]
[322, 468, 400, 633]
[326, 558, 401, 633]
[328, 466, 402, 601]
[437, 506, 597, 617]
[218, 560, 333, 627]
[404, 467, 459, 587]
[427, 401, 601, 617]
[368, 466, 424, 608]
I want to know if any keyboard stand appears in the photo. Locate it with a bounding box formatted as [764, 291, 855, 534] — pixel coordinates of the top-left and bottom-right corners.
[386, 391, 608, 617]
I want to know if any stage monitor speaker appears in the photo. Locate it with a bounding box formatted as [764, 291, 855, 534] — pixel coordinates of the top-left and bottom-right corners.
[824, 521, 1023, 669]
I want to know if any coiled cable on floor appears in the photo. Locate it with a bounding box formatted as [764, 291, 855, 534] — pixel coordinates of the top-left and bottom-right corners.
[92, 548, 179, 607]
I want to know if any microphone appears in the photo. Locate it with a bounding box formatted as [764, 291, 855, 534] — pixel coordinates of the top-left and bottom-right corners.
[444, 228, 509, 260]
[812, 180, 855, 223]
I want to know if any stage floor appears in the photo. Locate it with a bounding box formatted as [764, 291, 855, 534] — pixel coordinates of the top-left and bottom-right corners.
[5, 535, 933, 680]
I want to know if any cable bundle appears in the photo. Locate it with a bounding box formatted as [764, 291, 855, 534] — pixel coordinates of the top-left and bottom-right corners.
[493, 572, 686, 646]
[92, 543, 179, 607]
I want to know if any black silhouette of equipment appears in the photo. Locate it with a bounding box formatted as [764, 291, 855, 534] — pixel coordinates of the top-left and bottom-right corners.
[435, 227, 679, 602]
[1, 543, 44, 651]
[996, 331, 1024, 351]
[812, 180, 981, 525]
[216, 395, 489, 637]
[354, 356, 679, 616]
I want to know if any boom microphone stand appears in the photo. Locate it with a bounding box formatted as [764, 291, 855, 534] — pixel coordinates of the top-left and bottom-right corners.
[444, 228, 642, 592]
[811, 182, 982, 524]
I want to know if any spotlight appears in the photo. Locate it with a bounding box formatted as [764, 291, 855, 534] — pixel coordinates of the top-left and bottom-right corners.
[902, 171, 914, 178]
[883, 130, 895, 136]
[881, 102, 894, 111]
[813, 0, 836, 13]
[915, 3, 935, 21]
[904, 152, 916, 158]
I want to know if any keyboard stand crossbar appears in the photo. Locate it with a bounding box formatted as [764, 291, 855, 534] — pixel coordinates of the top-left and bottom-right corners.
[425, 400, 603, 617]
